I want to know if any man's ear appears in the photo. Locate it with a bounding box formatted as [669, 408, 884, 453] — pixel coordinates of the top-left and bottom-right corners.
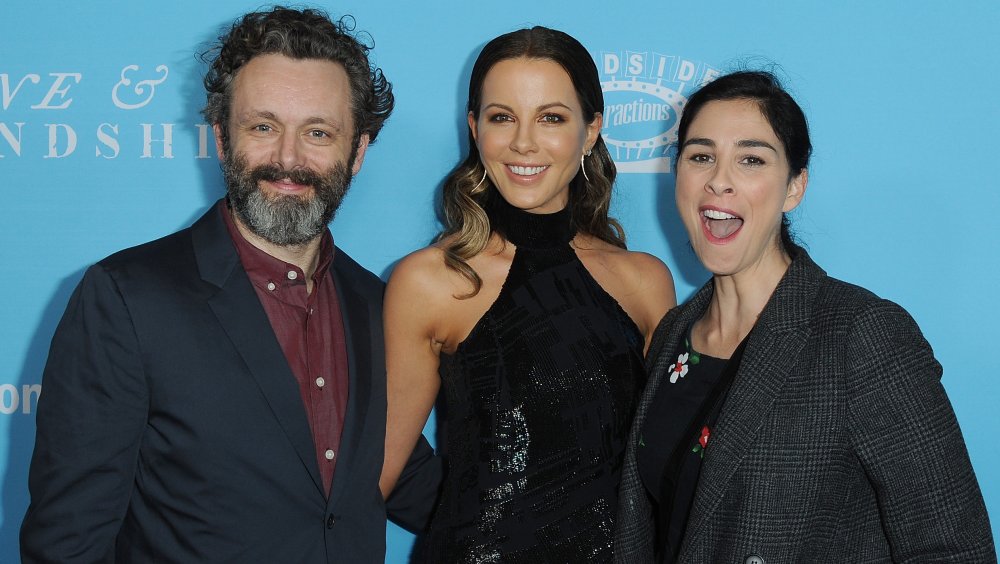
[351, 133, 370, 176]
[783, 168, 808, 213]
[212, 123, 226, 160]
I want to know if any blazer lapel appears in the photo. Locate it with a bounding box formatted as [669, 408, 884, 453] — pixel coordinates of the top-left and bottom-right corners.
[643, 284, 715, 423]
[192, 203, 324, 495]
[614, 284, 713, 560]
[679, 250, 823, 561]
[325, 254, 375, 508]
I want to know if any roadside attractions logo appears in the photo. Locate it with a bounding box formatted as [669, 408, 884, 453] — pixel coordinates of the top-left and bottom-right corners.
[599, 51, 720, 174]
[0, 65, 216, 160]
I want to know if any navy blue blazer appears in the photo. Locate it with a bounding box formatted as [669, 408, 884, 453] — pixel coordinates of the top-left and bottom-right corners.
[21, 202, 441, 563]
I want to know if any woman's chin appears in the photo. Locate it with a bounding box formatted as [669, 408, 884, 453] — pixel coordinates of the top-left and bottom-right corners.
[693, 254, 737, 278]
[691, 239, 742, 276]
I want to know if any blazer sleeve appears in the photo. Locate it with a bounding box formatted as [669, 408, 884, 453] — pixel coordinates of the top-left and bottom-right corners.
[846, 299, 995, 562]
[20, 264, 149, 563]
[384, 434, 443, 532]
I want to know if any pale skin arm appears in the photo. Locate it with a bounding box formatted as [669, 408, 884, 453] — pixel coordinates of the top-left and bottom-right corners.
[380, 250, 447, 498]
[581, 244, 676, 353]
[628, 252, 676, 353]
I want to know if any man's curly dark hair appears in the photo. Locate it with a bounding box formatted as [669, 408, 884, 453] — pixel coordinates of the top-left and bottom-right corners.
[201, 6, 393, 148]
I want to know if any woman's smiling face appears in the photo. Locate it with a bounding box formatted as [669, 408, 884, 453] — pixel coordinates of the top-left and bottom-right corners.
[470, 57, 601, 214]
[675, 98, 806, 277]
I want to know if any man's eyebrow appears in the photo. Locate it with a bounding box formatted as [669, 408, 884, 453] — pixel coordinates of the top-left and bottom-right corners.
[237, 111, 344, 131]
[237, 110, 278, 122]
[302, 116, 344, 131]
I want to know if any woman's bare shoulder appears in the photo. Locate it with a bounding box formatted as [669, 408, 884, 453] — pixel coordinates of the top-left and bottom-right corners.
[575, 236, 676, 343]
[387, 237, 512, 352]
[621, 249, 674, 290]
[576, 237, 673, 291]
[387, 244, 457, 299]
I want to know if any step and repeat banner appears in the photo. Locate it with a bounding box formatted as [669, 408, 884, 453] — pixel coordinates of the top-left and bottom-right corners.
[2, 1, 998, 560]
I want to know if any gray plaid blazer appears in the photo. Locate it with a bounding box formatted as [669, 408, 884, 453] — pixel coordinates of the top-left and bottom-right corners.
[614, 248, 995, 563]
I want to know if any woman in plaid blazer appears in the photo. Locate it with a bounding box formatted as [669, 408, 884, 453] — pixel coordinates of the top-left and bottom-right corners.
[614, 71, 994, 563]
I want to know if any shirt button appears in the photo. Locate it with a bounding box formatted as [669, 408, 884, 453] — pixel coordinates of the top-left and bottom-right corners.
[266, 281, 276, 291]
[286, 270, 297, 280]
[315, 377, 325, 388]
[325, 449, 335, 460]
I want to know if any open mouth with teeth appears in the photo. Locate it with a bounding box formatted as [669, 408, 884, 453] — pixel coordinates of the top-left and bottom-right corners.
[506, 164, 549, 176]
[702, 208, 744, 241]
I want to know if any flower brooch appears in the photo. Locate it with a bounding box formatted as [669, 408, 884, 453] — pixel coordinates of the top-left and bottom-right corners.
[668, 338, 700, 384]
[669, 352, 690, 383]
[692, 426, 711, 458]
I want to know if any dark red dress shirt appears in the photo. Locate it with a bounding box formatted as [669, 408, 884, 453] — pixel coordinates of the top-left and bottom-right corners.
[222, 202, 349, 496]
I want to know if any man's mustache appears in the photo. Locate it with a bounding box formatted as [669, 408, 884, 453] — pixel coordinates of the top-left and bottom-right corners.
[250, 164, 323, 188]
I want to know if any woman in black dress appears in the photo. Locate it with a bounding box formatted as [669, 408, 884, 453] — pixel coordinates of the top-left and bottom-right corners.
[614, 70, 993, 563]
[380, 27, 675, 562]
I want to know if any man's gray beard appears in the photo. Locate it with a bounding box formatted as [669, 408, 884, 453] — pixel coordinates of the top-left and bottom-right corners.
[223, 152, 353, 247]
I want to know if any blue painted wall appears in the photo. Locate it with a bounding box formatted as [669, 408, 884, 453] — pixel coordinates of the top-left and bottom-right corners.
[2, 1, 997, 561]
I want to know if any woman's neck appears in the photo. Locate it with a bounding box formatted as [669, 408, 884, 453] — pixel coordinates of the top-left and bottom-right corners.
[692, 247, 791, 358]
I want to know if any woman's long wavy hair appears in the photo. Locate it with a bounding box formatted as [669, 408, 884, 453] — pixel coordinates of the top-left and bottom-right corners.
[440, 27, 624, 297]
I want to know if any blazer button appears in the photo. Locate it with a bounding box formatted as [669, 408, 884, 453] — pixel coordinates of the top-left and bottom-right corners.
[326, 515, 336, 529]
[745, 556, 764, 564]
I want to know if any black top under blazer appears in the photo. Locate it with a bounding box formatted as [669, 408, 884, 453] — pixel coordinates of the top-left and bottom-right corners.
[614, 247, 994, 563]
[21, 202, 441, 563]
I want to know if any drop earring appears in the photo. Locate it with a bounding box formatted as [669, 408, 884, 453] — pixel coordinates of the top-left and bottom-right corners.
[580, 150, 592, 182]
[473, 168, 488, 191]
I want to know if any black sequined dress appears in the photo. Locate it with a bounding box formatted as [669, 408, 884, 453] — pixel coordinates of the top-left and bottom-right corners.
[424, 198, 645, 563]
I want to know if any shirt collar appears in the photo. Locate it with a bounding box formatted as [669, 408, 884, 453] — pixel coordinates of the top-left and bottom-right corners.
[220, 199, 336, 292]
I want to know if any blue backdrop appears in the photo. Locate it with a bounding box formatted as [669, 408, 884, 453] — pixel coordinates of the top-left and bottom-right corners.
[2, 1, 997, 561]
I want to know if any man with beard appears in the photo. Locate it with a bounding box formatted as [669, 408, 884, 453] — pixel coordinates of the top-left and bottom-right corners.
[20, 7, 440, 563]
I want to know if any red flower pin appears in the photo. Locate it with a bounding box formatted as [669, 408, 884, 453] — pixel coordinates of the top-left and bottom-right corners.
[692, 425, 711, 458]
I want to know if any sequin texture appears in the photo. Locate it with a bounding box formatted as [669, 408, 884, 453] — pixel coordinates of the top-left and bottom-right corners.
[423, 198, 645, 562]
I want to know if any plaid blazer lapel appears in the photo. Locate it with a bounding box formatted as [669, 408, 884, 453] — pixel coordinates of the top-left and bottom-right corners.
[615, 282, 713, 563]
[678, 249, 824, 562]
